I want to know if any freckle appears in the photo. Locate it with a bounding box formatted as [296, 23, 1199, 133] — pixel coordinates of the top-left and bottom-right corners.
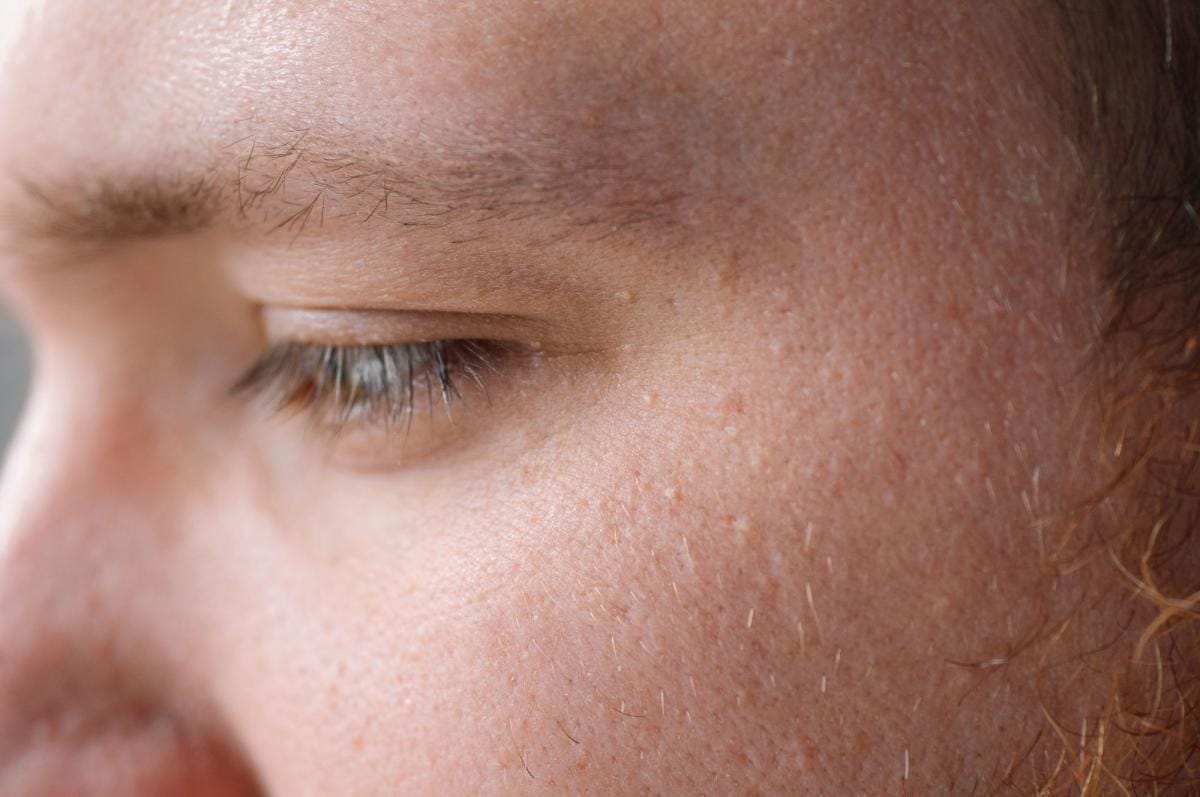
[352, 734, 365, 752]
[746, 608, 755, 629]
[614, 289, 637, 303]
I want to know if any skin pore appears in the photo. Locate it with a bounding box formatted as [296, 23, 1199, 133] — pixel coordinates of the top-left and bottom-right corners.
[0, 0, 1169, 793]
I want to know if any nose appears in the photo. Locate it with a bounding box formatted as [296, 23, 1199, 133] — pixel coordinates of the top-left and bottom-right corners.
[0, 383, 262, 796]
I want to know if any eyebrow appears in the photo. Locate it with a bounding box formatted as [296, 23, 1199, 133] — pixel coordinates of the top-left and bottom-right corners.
[2, 123, 687, 248]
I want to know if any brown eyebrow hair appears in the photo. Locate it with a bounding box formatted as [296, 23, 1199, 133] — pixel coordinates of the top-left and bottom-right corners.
[12, 172, 223, 242]
[2, 123, 689, 249]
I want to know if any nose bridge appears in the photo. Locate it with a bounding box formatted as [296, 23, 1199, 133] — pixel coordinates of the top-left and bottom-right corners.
[0, 376, 174, 576]
[0, 385, 181, 738]
[0, 386, 264, 795]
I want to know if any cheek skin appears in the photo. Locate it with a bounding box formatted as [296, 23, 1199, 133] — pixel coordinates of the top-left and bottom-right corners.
[228, 268, 1109, 795]
[439, 324, 1101, 793]
[467, 476, 822, 791]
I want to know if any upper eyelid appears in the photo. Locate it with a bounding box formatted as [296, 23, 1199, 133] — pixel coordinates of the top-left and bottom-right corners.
[259, 307, 556, 347]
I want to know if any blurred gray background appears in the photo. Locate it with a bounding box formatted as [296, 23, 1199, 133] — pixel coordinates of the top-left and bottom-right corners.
[0, 309, 29, 452]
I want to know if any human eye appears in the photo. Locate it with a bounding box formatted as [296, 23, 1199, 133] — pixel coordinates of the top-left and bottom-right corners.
[232, 338, 508, 432]
[224, 304, 559, 468]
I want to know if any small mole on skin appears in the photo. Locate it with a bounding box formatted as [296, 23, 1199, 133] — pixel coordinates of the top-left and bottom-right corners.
[614, 289, 638, 303]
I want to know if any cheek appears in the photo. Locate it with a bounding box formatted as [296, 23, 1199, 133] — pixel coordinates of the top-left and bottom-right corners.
[219, 273, 1113, 794]
[431, 344, 1109, 790]
[460, 472, 819, 792]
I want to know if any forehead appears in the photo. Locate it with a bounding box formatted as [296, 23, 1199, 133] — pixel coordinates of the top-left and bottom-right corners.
[0, 0, 1072, 288]
[0, 1, 824, 165]
[0, 1, 1049, 183]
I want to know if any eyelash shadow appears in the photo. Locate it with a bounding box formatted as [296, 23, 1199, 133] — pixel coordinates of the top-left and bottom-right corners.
[231, 339, 503, 431]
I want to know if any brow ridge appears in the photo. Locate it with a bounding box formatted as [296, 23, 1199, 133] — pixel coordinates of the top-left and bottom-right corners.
[3, 122, 687, 248]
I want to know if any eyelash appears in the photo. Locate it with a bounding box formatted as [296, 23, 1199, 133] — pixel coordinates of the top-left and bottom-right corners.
[232, 339, 504, 429]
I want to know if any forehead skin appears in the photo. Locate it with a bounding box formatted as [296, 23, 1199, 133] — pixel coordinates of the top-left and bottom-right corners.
[0, 0, 1058, 237]
[0, 1, 1139, 795]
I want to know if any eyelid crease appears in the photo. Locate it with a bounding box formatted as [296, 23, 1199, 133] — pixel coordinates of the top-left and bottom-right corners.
[260, 306, 560, 348]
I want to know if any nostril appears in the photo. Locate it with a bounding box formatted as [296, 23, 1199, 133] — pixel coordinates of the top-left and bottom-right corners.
[2, 706, 263, 797]
[0, 603, 264, 797]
